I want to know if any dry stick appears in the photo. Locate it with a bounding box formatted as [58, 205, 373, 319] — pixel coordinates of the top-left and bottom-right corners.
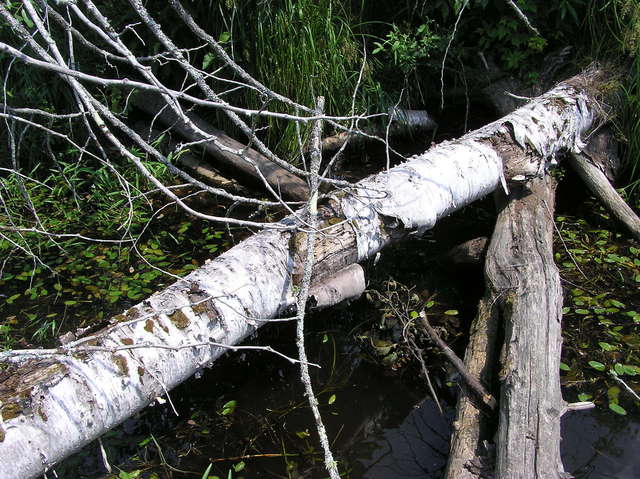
[419, 312, 497, 411]
[294, 96, 341, 479]
[506, 0, 541, 36]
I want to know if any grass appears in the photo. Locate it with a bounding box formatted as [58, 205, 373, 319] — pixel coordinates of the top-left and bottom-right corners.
[205, 0, 379, 161]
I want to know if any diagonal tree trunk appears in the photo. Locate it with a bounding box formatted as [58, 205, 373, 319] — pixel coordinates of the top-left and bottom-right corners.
[0, 71, 604, 479]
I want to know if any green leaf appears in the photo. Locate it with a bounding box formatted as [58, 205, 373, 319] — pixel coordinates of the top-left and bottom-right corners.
[577, 393, 592, 402]
[21, 9, 34, 28]
[598, 342, 615, 351]
[588, 361, 605, 371]
[200, 464, 213, 479]
[328, 394, 336, 405]
[410, 310, 419, 319]
[219, 400, 237, 416]
[322, 334, 329, 343]
[444, 310, 459, 316]
[202, 53, 215, 70]
[425, 300, 435, 309]
[219, 31, 231, 43]
[233, 461, 245, 472]
[559, 362, 571, 371]
[6, 293, 21, 304]
[609, 402, 627, 415]
[614, 363, 626, 375]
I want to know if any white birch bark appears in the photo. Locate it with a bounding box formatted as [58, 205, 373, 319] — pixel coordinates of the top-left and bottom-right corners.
[0, 74, 600, 479]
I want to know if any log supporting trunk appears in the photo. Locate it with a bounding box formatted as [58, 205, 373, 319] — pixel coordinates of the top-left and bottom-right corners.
[444, 296, 500, 479]
[489, 177, 566, 479]
[0, 71, 604, 479]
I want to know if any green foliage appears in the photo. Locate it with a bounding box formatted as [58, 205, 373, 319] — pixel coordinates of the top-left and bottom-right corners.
[587, 0, 640, 191]
[373, 22, 442, 75]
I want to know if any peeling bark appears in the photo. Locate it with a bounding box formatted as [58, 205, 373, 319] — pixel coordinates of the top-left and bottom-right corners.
[0, 72, 605, 479]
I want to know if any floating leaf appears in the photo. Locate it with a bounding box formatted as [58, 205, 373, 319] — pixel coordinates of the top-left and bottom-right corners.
[609, 403, 627, 415]
[219, 400, 237, 416]
[598, 342, 616, 351]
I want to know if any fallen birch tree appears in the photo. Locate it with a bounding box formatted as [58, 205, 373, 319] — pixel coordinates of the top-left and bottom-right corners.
[0, 70, 606, 479]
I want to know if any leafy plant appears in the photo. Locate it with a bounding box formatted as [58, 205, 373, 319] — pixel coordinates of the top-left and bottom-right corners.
[373, 22, 442, 75]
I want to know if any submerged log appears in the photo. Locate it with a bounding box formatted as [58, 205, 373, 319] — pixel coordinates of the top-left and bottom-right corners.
[0, 71, 604, 479]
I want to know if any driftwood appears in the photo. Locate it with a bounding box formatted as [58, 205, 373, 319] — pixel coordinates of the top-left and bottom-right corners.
[0, 72, 604, 479]
[568, 129, 640, 240]
[132, 92, 310, 201]
[448, 177, 567, 479]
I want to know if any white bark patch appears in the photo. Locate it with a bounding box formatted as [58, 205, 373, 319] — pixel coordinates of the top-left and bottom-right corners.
[470, 84, 593, 166]
[341, 140, 503, 261]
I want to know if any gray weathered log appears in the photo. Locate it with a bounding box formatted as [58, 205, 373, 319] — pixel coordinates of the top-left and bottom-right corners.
[490, 177, 566, 479]
[132, 91, 310, 201]
[0, 72, 603, 479]
[444, 297, 500, 479]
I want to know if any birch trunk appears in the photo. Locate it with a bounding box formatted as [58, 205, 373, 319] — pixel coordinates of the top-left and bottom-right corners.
[0, 72, 602, 479]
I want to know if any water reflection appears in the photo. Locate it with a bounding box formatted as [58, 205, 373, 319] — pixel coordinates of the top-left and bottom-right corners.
[562, 408, 640, 479]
